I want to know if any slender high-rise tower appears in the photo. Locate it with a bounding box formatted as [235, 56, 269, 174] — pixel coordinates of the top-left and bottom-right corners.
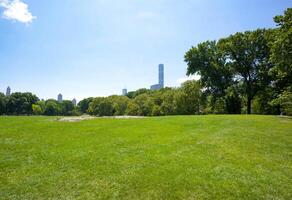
[150, 64, 165, 90]
[57, 94, 63, 102]
[6, 86, 11, 96]
[158, 64, 164, 88]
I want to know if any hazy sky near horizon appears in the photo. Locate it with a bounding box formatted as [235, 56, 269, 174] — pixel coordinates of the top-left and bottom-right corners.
[0, 0, 291, 101]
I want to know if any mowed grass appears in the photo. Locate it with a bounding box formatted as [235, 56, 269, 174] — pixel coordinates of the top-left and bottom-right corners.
[0, 115, 291, 200]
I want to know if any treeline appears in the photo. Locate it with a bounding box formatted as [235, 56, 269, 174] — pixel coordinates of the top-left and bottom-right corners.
[81, 81, 202, 116]
[0, 81, 201, 116]
[0, 92, 80, 116]
[184, 8, 292, 116]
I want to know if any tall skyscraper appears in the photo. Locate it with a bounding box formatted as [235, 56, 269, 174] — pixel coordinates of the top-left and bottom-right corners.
[57, 94, 63, 102]
[72, 98, 77, 106]
[122, 89, 127, 96]
[159, 64, 164, 88]
[6, 86, 11, 96]
[151, 64, 165, 90]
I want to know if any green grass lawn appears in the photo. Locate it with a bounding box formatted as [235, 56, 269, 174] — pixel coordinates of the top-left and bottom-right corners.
[0, 115, 291, 199]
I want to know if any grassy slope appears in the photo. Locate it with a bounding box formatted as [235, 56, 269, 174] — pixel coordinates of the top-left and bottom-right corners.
[0, 115, 291, 200]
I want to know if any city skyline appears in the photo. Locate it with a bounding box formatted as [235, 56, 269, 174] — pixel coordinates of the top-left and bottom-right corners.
[1, 64, 165, 101]
[1, 0, 291, 100]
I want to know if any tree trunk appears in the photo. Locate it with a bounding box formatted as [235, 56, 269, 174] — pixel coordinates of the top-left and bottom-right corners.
[247, 97, 252, 114]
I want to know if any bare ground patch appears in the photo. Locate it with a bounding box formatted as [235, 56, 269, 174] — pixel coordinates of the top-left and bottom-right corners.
[57, 115, 145, 122]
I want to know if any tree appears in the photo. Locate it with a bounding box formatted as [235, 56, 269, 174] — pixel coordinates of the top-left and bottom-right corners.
[225, 86, 242, 114]
[60, 100, 75, 116]
[160, 89, 176, 115]
[32, 104, 43, 115]
[271, 90, 292, 116]
[88, 97, 103, 116]
[6, 92, 39, 115]
[98, 99, 114, 116]
[180, 80, 202, 114]
[270, 8, 292, 89]
[109, 95, 130, 116]
[78, 97, 93, 114]
[0, 93, 6, 115]
[44, 99, 60, 116]
[184, 41, 233, 113]
[219, 29, 272, 114]
[88, 97, 114, 116]
[125, 102, 142, 116]
[185, 41, 233, 99]
[133, 94, 154, 116]
[152, 105, 162, 116]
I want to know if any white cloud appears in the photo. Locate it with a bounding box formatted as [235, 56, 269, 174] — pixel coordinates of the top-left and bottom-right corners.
[177, 74, 201, 84]
[0, 0, 36, 24]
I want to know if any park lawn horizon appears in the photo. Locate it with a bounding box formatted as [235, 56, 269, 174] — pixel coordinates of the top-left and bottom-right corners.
[0, 115, 291, 199]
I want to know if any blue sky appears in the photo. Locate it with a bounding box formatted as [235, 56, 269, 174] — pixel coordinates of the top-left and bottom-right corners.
[0, 0, 291, 101]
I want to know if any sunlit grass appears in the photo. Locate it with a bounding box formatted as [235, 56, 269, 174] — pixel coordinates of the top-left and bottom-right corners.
[0, 115, 291, 199]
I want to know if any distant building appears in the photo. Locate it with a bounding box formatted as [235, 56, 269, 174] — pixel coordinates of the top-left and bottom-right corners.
[6, 86, 11, 96]
[122, 89, 127, 96]
[150, 64, 164, 90]
[72, 98, 77, 106]
[57, 94, 63, 102]
[150, 84, 162, 90]
[158, 64, 164, 87]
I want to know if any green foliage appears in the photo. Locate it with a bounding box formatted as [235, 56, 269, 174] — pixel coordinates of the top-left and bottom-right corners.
[85, 82, 203, 117]
[0, 93, 6, 115]
[151, 105, 162, 116]
[71, 107, 82, 116]
[44, 100, 60, 116]
[6, 92, 39, 115]
[32, 104, 43, 115]
[125, 102, 142, 116]
[133, 94, 154, 116]
[60, 100, 75, 116]
[212, 97, 225, 114]
[160, 89, 176, 115]
[88, 97, 115, 116]
[88, 97, 103, 116]
[271, 89, 292, 116]
[270, 8, 292, 87]
[185, 40, 232, 97]
[219, 29, 273, 114]
[225, 86, 242, 114]
[180, 80, 202, 114]
[77, 97, 93, 113]
[109, 95, 130, 116]
[126, 88, 150, 99]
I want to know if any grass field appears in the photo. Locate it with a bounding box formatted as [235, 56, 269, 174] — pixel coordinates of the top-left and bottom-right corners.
[0, 115, 291, 199]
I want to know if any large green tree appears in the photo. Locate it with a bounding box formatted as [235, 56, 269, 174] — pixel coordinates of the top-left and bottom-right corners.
[6, 92, 39, 115]
[184, 41, 236, 113]
[185, 41, 232, 97]
[270, 8, 292, 89]
[219, 29, 273, 114]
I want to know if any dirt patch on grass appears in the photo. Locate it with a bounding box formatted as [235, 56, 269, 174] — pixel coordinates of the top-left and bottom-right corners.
[58, 115, 145, 122]
[57, 115, 96, 122]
